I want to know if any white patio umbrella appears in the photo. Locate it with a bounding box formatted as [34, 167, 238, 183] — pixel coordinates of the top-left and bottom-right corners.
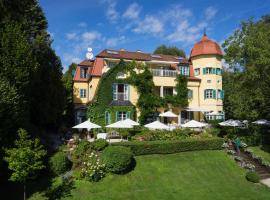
[219, 119, 243, 127]
[252, 119, 270, 125]
[181, 120, 208, 128]
[72, 119, 101, 130]
[122, 118, 140, 126]
[144, 120, 170, 130]
[159, 111, 178, 118]
[106, 120, 133, 128]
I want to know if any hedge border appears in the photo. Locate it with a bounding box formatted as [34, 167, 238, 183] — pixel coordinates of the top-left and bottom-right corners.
[112, 138, 224, 155]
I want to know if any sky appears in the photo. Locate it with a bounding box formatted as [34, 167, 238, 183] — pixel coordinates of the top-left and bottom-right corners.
[39, 0, 270, 71]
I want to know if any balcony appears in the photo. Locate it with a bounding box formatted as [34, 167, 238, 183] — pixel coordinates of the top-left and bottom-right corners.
[113, 93, 128, 101]
[151, 69, 178, 77]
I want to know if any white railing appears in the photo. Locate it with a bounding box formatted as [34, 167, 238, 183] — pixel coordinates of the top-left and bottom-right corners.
[151, 69, 178, 77]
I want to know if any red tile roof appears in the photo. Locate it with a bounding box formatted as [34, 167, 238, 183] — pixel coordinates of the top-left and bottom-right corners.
[96, 49, 189, 64]
[91, 57, 103, 77]
[190, 34, 223, 58]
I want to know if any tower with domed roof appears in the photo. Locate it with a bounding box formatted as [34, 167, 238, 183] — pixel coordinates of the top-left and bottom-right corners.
[190, 33, 224, 119]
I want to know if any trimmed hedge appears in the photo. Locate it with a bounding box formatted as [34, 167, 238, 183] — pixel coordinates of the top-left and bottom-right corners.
[246, 171, 260, 183]
[49, 151, 72, 175]
[112, 138, 224, 155]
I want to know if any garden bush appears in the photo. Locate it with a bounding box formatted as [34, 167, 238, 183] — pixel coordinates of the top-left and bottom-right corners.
[91, 139, 108, 151]
[72, 140, 92, 166]
[101, 146, 134, 174]
[205, 128, 220, 137]
[112, 138, 224, 155]
[28, 192, 48, 200]
[246, 171, 260, 183]
[49, 151, 72, 175]
[80, 151, 106, 182]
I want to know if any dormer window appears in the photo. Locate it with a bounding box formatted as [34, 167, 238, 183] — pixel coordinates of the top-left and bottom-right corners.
[80, 67, 88, 79]
[179, 65, 189, 76]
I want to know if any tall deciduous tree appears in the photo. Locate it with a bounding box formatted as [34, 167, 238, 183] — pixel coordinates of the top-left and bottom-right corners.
[222, 15, 270, 120]
[4, 129, 47, 200]
[154, 45, 186, 58]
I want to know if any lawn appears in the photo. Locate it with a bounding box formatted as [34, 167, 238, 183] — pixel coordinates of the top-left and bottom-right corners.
[249, 146, 270, 163]
[63, 151, 270, 200]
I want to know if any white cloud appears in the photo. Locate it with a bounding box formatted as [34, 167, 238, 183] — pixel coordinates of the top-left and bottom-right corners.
[133, 15, 163, 34]
[82, 31, 102, 43]
[205, 6, 217, 20]
[106, 36, 126, 47]
[123, 3, 141, 19]
[106, 0, 119, 23]
[78, 22, 87, 28]
[167, 20, 208, 43]
[66, 32, 78, 40]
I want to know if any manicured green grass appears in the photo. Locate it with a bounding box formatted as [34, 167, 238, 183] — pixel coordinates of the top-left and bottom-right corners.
[249, 146, 270, 163]
[63, 151, 270, 200]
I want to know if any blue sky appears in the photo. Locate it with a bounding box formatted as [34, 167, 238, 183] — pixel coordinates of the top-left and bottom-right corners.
[39, 0, 270, 70]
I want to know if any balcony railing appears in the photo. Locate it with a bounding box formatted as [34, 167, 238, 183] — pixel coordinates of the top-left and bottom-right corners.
[113, 93, 128, 101]
[151, 69, 178, 77]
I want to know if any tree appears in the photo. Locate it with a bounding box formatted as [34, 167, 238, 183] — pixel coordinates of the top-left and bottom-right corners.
[222, 15, 270, 120]
[62, 63, 77, 126]
[153, 45, 186, 57]
[4, 129, 47, 200]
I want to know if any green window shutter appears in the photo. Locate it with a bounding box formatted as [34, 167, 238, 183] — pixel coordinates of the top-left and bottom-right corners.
[187, 67, 190, 76]
[112, 84, 117, 100]
[115, 111, 119, 121]
[203, 68, 206, 75]
[204, 90, 206, 99]
[108, 112, 111, 124]
[181, 66, 184, 75]
[221, 90, 224, 99]
[213, 90, 216, 99]
[127, 111, 130, 119]
[128, 85, 130, 100]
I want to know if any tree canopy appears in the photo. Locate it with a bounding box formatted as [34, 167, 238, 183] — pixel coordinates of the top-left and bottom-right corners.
[222, 15, 270, 120]
[153, 45, 186, 58]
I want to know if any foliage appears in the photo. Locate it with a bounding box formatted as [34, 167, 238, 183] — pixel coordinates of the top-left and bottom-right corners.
[49, 151, 72, 175]
[101, 146, 134, 174]
[153, 44, 186, 58]
[87, 60, 136, 126]
[222, 16, 270, 120]
[205, 128, 221, 137]
[71, 140, 92, 167]
[62, 63, 77, 127]
[28, 192, 48, 200]
[91, 139, 108, 151]
[4, 129, 47, 182]
[112, 138, 224, 155]
[4, 128, 46, 200]
[245, 171, 260, 183]
[80, 151, 106, 182]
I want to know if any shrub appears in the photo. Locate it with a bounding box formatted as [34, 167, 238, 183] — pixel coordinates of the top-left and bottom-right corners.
[112, 138, 224, 155]
[101, 146, 134, 174]
[49, 151, 72, 175]
[28, 192, 48, 200]
[92, 139, 108, 151]
[80, 151, 106, 182]
[72, 140, 92, 166]
[246, 171, 260, 183]
[205, 128, 220, 137]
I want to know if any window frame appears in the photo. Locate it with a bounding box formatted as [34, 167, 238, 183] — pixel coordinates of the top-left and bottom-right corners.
[80, 89, 87, 98]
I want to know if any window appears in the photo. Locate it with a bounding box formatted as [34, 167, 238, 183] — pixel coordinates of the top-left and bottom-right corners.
[106, 50, 119, 54]
[207, 80, 211, 83]
[216, 68, 222, 75]
[188, 89, 193, 99]
[112, 83, 129, 101]
[117, 111, 129, 121]
[179, 65, 189, 76]
[80, 67, 88, 78]
[105, 111, 111, 125]
[151, 54, 161, 58]
[204, 89, 216, 99]
[80, 89, 87, 98]
[217, 89, 224, 99]
[107, 61, 117, 68]
[203, 67, 216, 75]
[163, 87, 173, 96]
[194, 68, 200, 76]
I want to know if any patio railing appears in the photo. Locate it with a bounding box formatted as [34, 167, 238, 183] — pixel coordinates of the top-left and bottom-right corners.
[151, 69, 178, 77]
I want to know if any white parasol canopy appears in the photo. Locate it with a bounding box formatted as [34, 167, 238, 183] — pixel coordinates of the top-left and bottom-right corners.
[106, 120, 133, 128]
[252, 119, 270, 125]
[72, 119, 101, 130]
[122, 118, 140, 126]
[185, 107, 210, 112]
[181, 120, 208, 128]
[219, 119, 243, 127]
[159, 111, 178, 118]
[144, 120, 170, 130]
